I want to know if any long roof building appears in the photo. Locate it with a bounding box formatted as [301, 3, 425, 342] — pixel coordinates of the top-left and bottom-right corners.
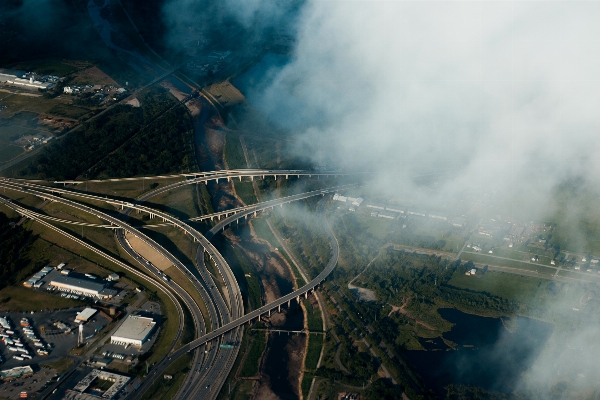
[50, 275, 105, 295]
[111, 315, 156, 347]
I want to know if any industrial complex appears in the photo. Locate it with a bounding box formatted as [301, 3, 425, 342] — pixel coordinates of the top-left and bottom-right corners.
[0, 68, 60, 90]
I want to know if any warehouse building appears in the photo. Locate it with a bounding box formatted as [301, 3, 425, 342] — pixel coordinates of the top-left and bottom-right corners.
[75, 308, 98, 323]
[50, 276, 106, 296]
[0, 69, 56, 90]
[111, 315, 156, 347]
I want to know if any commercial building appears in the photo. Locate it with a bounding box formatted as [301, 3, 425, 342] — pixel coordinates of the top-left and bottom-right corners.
[107, 273, 119, 282]
[50, 276, 105, 296]
[66, 369, 130, 399]
[111, 315, 156, 347]
[75, 308, 98, 323]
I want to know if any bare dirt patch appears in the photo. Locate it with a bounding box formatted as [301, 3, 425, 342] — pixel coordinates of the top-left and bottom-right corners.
[205, 80, 245, 107]
[71, 66, 118, 86]
[124, 231, 173, 270]
[125, 97, 140, 107]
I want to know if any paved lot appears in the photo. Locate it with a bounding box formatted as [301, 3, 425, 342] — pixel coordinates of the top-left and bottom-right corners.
[0, 366, 58, 399]
[0, 308, 111, 370]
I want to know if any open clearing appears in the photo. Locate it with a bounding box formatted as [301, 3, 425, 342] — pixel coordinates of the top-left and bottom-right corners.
[70, 66, 119, 86]
[125, 231, 173, 270]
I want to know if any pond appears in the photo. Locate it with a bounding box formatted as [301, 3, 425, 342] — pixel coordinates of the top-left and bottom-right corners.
[406, 308, 553, 397]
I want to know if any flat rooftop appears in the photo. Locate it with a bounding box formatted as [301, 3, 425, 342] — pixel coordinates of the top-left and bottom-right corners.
[111, 315, 155, 342]
[51, 275, 105, 292]
[76, 307, 98, 321]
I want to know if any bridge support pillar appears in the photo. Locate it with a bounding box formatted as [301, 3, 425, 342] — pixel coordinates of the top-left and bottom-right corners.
[288, 299, 290, 308]
[268, 310, 271, 317]
[254, 211, 257, 217]
[296, 296, 299, 304]
[227, 177, 231, 182]
[278, 304, 281, 313]
[285, 175, 288, 179]
[250, 176, 253, 181]
[238, 176, 242, 181]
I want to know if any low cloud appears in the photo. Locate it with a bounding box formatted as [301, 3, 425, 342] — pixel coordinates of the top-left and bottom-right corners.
[241, 1, 600, 218]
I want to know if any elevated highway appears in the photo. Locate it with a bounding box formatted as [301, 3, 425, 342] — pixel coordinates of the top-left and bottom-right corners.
[0, 178, 242, 399]
[0, 180, 230, 398]
[1, 171, 347, 399]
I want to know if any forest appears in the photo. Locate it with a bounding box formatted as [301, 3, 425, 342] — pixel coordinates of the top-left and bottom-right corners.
[18, 87, 194, 180]
[0, 212, 31, 290]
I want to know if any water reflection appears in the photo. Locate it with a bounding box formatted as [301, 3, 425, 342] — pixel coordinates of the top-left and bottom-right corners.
[407, 308, 553, 396]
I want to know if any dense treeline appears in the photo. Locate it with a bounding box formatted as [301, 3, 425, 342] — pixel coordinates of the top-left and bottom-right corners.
[361, 249, 518, 316]
[0, 212, 31, 290]
[90, 106, 193, 178]
[19, 87, 194, 180]
[21, 105, 141, 179]
[272, 206, 331, 278]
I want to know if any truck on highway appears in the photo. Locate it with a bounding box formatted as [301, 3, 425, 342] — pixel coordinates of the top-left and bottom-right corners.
[162, 275, 170, 282]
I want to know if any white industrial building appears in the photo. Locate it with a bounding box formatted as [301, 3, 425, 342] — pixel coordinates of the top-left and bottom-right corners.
[0, 69, 55, 90]
[50, 276, 106, 296]
[75, 308, 98, 323]
[111, 315, 156, 347]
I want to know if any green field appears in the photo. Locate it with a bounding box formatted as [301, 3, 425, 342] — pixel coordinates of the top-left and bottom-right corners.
[303, 299, 323, 332]
[234, 181, 257, 205]
[47, 103, 93, 119]
[356, 216, 393, 240]
[224, 133, 247, 169]
[448, 270, 551, 306]
[460, 252, 556, 276]
[239, 331, 267, 377]
[40, 357, 74, 374]
[304, 334, 323, 371]
[0, 285, 84, 312]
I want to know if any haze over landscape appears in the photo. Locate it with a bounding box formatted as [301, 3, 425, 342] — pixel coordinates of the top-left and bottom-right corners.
[1, 1, 600, 399]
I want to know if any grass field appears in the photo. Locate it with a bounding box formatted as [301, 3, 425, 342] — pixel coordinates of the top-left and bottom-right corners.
[356, 216, 392, 240]
[460, 252, 556, 276]
[231, 247, 262, 311]
[250, 217, 306, 286]
[303, 299, 323, 332]
[0, 286, 84, 312]
[165, 265, 211, 332]
[145, 184, 200, 220]
[40, 357, 74, 374]
[224, 133, 247, 170]
[143, 353, 192, 400]
[239, 330, 267, 377]
[448, 270, 551, 306]
[301, 373, 314, 399]
[82, 177, 184, 199]
[229, 380, 254, 400]
[47, 103, 93, 120]
[0, 94, 67, 116]
[304, 333, 323, 371]
[234, 181, 257, 205]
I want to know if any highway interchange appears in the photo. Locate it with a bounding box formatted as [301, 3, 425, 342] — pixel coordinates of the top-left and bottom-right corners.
[0, 169, 348, 399]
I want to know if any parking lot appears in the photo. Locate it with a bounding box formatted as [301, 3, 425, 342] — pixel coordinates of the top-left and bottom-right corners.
[0, 365, 58, 399]
[0, 308, 111, 370]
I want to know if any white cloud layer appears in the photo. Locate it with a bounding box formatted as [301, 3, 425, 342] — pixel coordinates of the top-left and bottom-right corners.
[243, 1, 600, 216]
